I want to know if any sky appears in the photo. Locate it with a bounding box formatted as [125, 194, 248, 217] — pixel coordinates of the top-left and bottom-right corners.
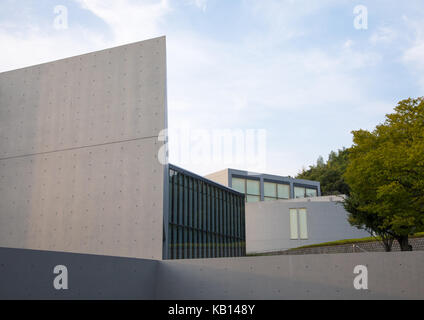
[0, 0, 423, 177]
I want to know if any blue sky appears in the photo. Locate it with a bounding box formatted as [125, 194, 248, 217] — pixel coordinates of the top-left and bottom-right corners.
[0, 0, 423, 176]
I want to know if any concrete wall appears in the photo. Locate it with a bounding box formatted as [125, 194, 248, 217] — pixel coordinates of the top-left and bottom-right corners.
[204, 169, 229, 187]
[0, 247, 158, 300]
[156, 252, 424, 300]
[0, 37, 167, 260]
[246, 197, 369, 254]
[2, 247, 423, 300]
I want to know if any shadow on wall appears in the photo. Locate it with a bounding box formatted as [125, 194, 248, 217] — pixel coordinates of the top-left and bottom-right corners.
[1, 247, 423, 300]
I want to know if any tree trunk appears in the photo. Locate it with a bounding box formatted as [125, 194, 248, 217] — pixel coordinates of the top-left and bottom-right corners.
[396, 236, 413, 251]
[382, 238, 393, 252]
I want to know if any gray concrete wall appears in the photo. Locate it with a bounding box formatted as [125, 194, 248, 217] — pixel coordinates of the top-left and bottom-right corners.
[1, 247, 423, 300]
[155, 252, 424, 300]
[246, 197, 369, 254]
[0, 37, 167, 260]
[0, 247, 158, 300]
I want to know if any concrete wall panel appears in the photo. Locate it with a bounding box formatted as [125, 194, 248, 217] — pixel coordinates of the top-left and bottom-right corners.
[1, 247, 423, 300]
[0, 38, 166, 158]
[0, 247, 158, 300]
[156, 252, 424, 300]
[0, 37, 167, 260]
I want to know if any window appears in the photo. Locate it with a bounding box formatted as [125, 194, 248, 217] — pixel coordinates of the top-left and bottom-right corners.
[232, 178, 246, 194]
[289, 209, 298, 239]
[294, 187, 305, 198]
[168, 166, 246, 259]
[298, 209, 308, 239]
[264, 182, 290, 201]
[264, 182, 277, 198]
[294, 186, 317, 198]
[246, 179, 260, 196]
[277, 184, 290, 199]
[289, 208, 308, 240]
[233, 178, 260, 202]
[306, 188, 317, 198]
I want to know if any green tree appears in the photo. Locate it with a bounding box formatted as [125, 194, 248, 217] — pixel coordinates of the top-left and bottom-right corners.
[297, 148, 350, 196]
[344, 97, 424, 251]
[344, 193, 394, 251]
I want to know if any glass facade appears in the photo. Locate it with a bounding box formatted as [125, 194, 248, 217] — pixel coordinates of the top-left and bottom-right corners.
[264, 181, 290, 201]
[231, 175, 318, 202]
[168, 166, 246, 260]
[294, 186, 318, 199]
[232, 178, 261, 203]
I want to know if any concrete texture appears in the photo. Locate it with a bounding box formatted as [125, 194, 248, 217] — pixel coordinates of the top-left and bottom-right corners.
[246, 197, 369, 254]
[0, 37, 167, 260]
[1, 247, 423, 300]
[0, 247, 158, 300]
[156, 252, 424, 300]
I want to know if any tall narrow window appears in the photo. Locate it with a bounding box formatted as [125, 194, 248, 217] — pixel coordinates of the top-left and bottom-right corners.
[264, 182, 277, 201]
[246, 179, 260, 203]
[290, 208, 308, 240]
[298, 208, 308, 239]
[289, 209, 299, 239]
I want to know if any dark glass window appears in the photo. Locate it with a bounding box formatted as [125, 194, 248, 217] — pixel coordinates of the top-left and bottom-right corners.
[167, 165, 246, 259]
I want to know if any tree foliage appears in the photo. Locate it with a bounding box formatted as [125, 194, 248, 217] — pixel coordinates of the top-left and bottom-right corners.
[297, 148, 350, 196]
[344, 97, 424, 251]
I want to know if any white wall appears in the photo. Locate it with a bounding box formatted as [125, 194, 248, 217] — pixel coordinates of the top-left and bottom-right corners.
[246, 197, 369, 254]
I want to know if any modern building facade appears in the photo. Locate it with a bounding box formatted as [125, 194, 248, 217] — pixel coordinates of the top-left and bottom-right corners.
[245, 196, 369, 254]
[0, 36, 246, 261]
[165, 164, 246, 260]
[205, 168, 321, 202]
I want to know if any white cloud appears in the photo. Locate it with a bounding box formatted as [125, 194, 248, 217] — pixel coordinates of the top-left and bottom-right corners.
[370, 26, 397, 45]
[0, 0, 399, 177]
[402, 17, 424, 90]
[187, 0, 207, 12]
[74, 0, 170, 44]
[0, 26, 106, 72]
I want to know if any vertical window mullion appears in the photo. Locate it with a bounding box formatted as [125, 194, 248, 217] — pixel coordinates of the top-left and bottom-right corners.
[172, 173, 178, 259]
[234, 194, 238, 257]
[229, 194, 233, 257]
[224, 192, 228, 257]
[188, 177, 193, 259]
[193, 180, 198, 259]
[169, 171, 173, 259]
[207, 185, 211, 258]
[199, 182, 203, 258]
[211, 187, 215, 258]
[184, 176, 189, 259]
[241, 197, 246, 255]
[179, 174, 184, 259]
